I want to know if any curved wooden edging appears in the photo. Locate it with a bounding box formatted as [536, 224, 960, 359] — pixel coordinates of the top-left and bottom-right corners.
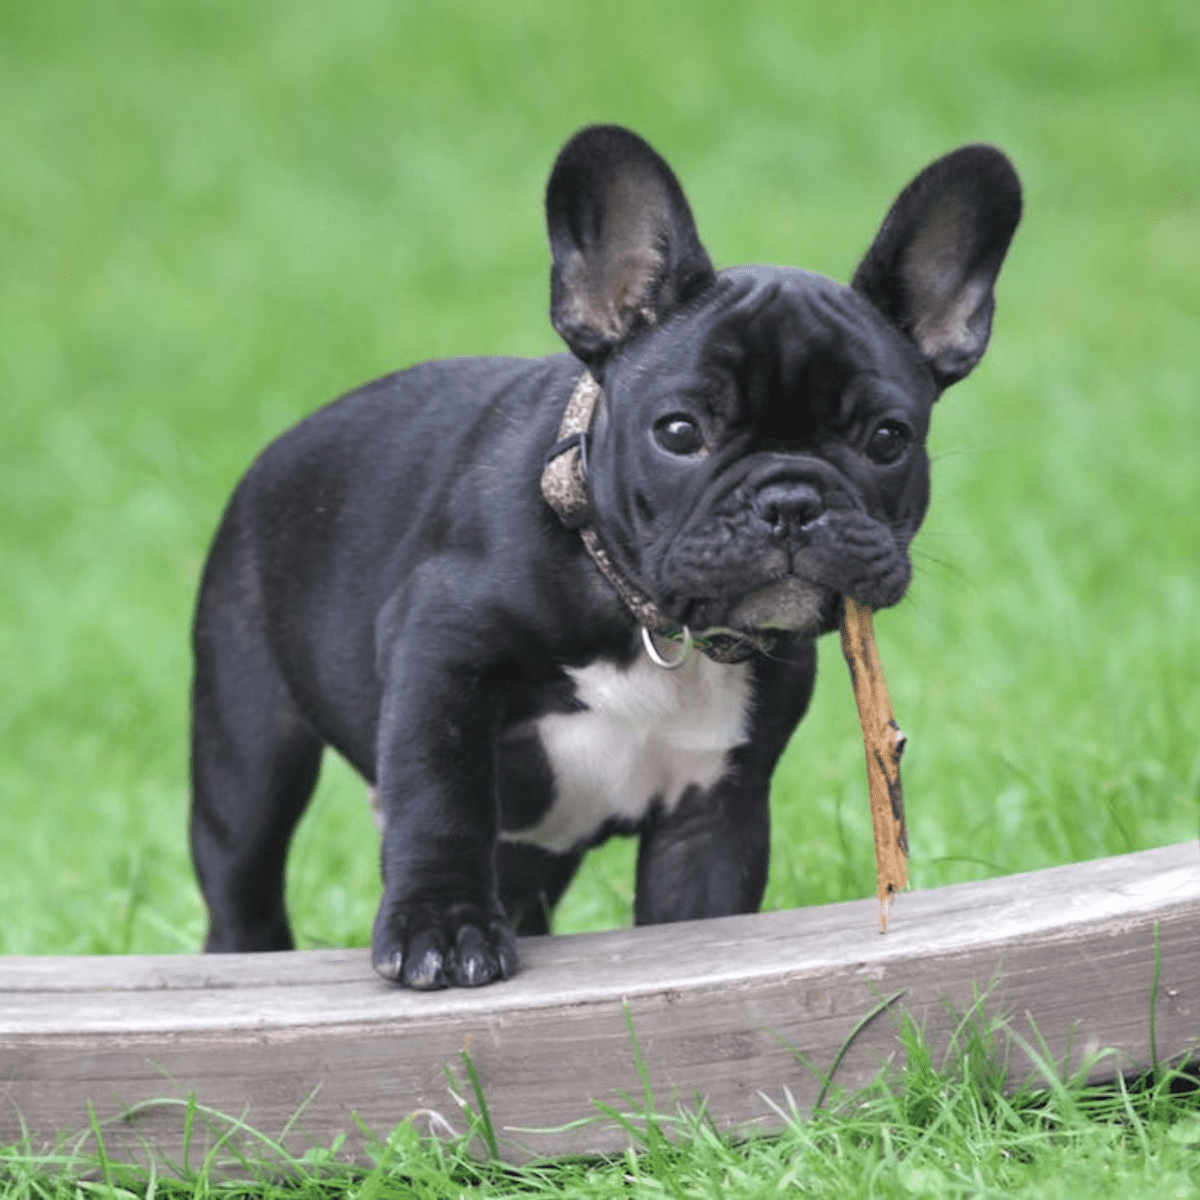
[2, 842, 1198, 1166]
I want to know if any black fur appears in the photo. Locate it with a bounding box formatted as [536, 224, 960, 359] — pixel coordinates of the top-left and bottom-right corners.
[190, 125, 1020, 988]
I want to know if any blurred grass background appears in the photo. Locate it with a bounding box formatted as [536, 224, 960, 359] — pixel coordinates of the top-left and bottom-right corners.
[0, 0, 1196, 955]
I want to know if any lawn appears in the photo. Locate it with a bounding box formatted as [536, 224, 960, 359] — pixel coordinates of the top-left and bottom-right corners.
[1, 0, 1197, 1193]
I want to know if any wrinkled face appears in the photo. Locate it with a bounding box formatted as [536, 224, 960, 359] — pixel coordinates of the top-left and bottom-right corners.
[587, 266, 938, 637]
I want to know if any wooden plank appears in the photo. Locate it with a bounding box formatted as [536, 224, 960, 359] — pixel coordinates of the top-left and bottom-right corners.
[2, 842, 1197, 1167]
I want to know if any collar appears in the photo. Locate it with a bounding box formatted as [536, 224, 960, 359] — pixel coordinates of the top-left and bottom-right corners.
[540, 372, 775, 666]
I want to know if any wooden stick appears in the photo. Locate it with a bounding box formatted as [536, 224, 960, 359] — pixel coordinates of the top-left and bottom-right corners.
[840, 596, 909, 931]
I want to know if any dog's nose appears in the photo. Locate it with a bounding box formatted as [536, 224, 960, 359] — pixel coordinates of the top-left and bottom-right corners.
[754, 482, 824, 537]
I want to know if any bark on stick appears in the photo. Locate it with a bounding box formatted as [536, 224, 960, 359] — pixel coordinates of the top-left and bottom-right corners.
[840, 596, 909, 932]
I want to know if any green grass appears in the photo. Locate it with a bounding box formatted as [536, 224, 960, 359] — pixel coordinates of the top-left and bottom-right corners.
[2, 1014, 1199, 1198]
[1, 0, 1198, 1191]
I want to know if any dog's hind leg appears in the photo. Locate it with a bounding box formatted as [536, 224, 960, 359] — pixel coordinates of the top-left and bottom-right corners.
[495, 842, 583, 936]
[189, 519, 324, 952]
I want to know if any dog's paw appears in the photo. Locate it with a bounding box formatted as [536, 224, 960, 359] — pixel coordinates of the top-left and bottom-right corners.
[372, 901, 519, 990]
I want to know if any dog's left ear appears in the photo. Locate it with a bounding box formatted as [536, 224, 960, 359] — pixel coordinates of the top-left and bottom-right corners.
[852, 146, 1022, 388]
[546, 125, 716, 372]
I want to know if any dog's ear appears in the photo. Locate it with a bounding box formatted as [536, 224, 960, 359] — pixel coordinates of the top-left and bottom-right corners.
[852, 146, 1022, 388]
[547, 125, 716, 371]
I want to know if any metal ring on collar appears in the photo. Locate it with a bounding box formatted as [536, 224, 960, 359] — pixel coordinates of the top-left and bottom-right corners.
[641, 624, 693, 670]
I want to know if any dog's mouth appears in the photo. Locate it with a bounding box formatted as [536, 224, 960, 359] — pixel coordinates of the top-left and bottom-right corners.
[649, 499, 915, 640]
[683, 575, 838, 641]
[676, 549, 911, 642]
[724, 576, 830, 632]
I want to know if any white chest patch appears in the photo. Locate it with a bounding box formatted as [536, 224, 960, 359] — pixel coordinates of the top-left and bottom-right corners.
[503, 651, 753, 854]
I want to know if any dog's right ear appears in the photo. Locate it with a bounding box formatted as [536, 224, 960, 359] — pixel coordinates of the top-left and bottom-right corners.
[547, 125, 716, 372]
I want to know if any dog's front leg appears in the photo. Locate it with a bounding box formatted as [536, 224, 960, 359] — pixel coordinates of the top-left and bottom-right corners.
[633, 770, 773, 925]
[370, 625, 518, 990]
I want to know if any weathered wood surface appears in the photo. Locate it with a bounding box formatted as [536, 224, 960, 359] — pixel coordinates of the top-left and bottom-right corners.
[2, 842, 1197, 1166]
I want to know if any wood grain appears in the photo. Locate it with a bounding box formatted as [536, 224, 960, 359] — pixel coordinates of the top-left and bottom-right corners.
[2, 842, 1197, 1167]
[840, 597, 909, 928]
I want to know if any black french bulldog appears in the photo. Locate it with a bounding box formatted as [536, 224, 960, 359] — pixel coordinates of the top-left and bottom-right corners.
[190, 125, 1021, 988]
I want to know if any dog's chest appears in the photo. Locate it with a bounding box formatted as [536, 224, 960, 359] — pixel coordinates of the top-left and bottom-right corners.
[500, 653, 753, 854]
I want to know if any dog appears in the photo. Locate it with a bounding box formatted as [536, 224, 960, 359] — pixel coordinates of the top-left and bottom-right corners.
[190, 125, 1021, 988]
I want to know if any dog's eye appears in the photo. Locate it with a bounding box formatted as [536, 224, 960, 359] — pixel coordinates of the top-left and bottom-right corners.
[865, 420, 912, 465]
[654, 414, 705, 456]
